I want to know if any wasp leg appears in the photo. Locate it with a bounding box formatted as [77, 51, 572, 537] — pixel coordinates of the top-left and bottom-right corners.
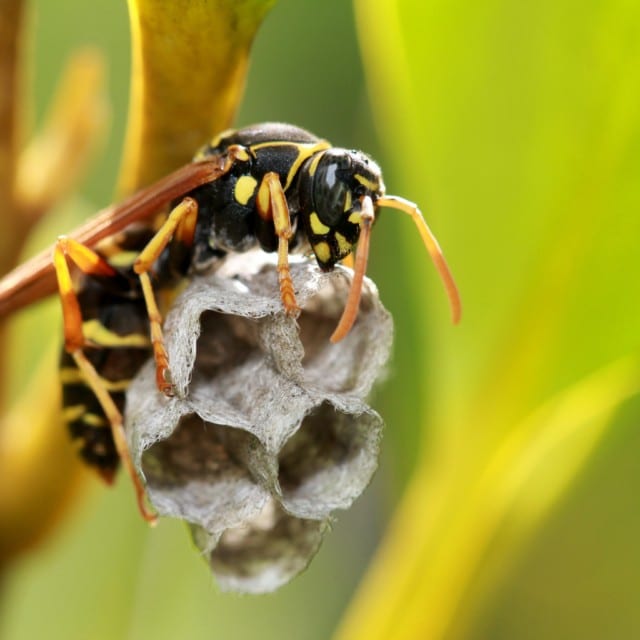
[133, 197, 199, 396]
[53, 236, 117, 351]
[256, 172, 300, 315]
[71, 349, 157, 524]
[53, 237, 157, 524]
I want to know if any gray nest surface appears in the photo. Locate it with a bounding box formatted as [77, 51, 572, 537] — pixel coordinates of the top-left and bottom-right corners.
[125, 252, 393, 593]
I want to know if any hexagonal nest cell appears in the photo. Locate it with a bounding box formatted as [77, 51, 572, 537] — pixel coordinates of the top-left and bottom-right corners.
[125, 252, 393, 593]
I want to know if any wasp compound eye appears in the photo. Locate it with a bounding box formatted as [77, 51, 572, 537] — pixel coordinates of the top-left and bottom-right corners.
[312, 152, 353, 227]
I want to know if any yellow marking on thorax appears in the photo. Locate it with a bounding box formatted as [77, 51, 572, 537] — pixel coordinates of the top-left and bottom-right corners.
[335, 232, 352, 255]
[193, 129, 235, 160]
[313, 241, 331, 263]
[344, 191, 352, 212]
[348, 211, 362, 225]
[209, 129, 235, 149]
[234, 175, 258, 205]
[309, 212, 330, 235]
[82, 319, 151, 348]
[250, 140, 331, 191]
[230, 146, 251, 162]
[284, 142, 330, 190]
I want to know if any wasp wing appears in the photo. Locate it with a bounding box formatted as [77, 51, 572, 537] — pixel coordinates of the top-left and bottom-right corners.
[0, 158, 226, 319]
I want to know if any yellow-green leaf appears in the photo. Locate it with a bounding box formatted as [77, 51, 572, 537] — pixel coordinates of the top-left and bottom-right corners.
[337, 0, 640, 638]
[118, 0, 275, 194]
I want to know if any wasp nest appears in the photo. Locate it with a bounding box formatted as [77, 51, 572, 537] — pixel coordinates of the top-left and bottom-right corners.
[126, 252, 393, 593]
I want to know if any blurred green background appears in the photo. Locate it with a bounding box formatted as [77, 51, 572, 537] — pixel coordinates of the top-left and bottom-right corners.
[3, 0, 640, 638]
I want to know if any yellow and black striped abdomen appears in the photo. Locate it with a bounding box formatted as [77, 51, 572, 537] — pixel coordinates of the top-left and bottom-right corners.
[60, 232, 154, 482]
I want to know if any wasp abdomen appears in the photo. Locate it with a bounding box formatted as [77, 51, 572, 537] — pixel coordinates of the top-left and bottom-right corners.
[59, 235, 153, 480]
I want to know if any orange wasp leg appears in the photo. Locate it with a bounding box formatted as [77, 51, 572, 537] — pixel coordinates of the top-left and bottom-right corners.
[377, 195, 461, 325]
[133, 197, 199, 396]
[53, 237, 157, 524]
[256, 171, 300, 315]
[53, 236, 117, 351]
[132, 144, 250, 395]
[71, 350, 157, 524]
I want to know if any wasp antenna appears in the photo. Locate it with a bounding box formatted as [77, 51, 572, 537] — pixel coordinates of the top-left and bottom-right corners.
[330, 197, 375, 343]
[377, 195, 461, 324]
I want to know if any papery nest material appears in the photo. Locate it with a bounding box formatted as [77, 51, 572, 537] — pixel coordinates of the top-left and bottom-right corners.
[126, 251, 393, 593]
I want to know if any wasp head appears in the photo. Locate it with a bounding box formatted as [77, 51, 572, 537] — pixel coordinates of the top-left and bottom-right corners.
[299, 146, 461, 343]
[300, 148, 385, 270]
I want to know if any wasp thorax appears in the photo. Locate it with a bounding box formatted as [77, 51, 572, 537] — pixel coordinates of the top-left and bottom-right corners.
[300, 149, 385, 269]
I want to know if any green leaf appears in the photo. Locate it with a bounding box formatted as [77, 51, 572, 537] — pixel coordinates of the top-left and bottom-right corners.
[118, 0, 276, 194]
[337, 0, 640, 638]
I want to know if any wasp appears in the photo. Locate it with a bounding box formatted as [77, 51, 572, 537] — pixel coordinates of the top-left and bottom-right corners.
[0, 123, 461, 522]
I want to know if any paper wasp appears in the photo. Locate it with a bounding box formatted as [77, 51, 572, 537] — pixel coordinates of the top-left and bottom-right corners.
[0, 123, 461, 522]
